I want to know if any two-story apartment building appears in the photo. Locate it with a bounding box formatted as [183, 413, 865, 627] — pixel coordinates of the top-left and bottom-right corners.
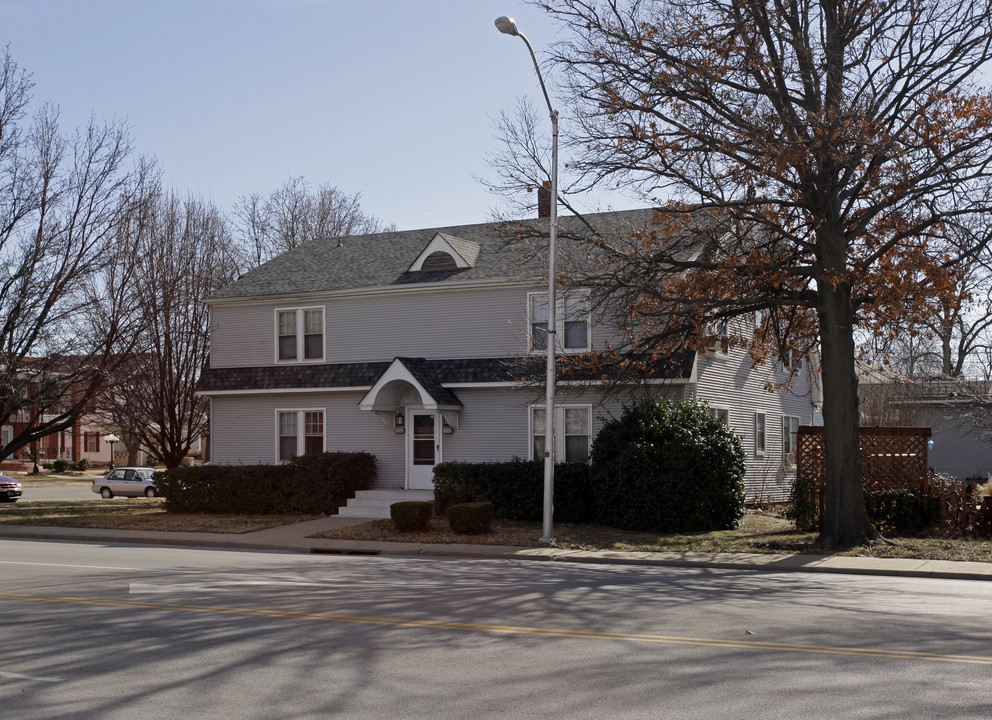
[197, 209, 817, 505]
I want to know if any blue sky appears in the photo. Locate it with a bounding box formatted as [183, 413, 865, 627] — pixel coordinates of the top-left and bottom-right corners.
[1, 0, 636, 231]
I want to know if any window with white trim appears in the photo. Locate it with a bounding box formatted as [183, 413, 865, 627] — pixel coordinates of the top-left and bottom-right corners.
[1, 425, 11, 449]
[754, 412, 766, 455]
[530, 405, 592, 463]
[277, 409, 325, 462]
[780, 349, 803, 371]
[528, 291, 590, 353]
[276, 307, 324, 362]
[783, 415, 799, 469]
[708, 406, 730, 426]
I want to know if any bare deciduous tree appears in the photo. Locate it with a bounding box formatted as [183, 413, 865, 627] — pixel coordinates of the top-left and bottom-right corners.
[232, 176, 394, 269]
[0, 47, 147, 466]
[99, 189, 237, 469]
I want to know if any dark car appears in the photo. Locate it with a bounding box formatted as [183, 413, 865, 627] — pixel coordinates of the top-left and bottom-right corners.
[0, 474, 23, 502]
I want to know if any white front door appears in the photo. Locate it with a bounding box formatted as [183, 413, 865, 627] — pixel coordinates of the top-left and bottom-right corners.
[407, 409, 439, 490]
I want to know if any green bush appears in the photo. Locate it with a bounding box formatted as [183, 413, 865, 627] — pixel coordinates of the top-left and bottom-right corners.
[72, 458, 91, 471]
[390, 501, 433, 532]
[154, 452, 376, 514]
[448, 502, 494, 534]
[433, 459, 592, 522]
[590, 399, 746, 532]
[52, 458, 70, 473]
[787, 469, 956, 534]
[785, 472, 821, 532]
[864, 487, 940, 535]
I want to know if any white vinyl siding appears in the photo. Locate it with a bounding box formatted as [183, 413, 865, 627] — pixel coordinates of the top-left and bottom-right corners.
[693, 344, 815, 502]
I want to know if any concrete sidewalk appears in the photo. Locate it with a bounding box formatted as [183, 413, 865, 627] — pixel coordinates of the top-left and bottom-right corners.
[1, 516, 990, 582]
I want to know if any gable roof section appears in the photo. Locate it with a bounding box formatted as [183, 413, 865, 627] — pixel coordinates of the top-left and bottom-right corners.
[359, 357, 463, 412]
[407, 232, 481, 272]
[208, 209, 665, 301]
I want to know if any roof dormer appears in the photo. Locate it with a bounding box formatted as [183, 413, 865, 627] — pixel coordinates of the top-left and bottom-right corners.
[408, 232, 480, 272]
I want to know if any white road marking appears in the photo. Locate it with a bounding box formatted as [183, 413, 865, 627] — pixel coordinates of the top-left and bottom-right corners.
[0, 560, 145, 571]
[0, 670, 62, 683]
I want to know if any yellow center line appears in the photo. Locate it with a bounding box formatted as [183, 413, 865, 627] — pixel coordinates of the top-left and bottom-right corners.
[3, 591, 990, 665]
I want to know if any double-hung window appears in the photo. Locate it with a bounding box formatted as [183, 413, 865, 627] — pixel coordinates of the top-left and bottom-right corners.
[528, 292, 590, 352]
[708, 407, 730, 426]
[754, 412, 766, 455]
[84, 432, 99, 453]
[276, 307, 324, 362]
[277, 409, 325, 462]
[783, 415, 799, 469]
[530, 405, 592, 463]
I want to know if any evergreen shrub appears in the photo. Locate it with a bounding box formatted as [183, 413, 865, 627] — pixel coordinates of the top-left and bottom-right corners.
[154, 452, 375, 514]
[447, 502, 494, 534]
[590, 399, 746, 532]
[390, 501, 433, 532]
[52, 459, 70, 472]
[433, 459, 592, 522]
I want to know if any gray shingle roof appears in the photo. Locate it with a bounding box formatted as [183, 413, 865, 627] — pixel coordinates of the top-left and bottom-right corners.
[196, 352, 696, 394]
[209, 209, 662, 300]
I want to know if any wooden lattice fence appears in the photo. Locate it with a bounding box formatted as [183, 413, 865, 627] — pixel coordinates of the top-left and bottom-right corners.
[795, 426, 986, 532]
[796, 426, 931, 488]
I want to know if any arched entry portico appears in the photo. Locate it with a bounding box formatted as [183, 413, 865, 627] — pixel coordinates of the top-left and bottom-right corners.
[358, 358, 462, 490]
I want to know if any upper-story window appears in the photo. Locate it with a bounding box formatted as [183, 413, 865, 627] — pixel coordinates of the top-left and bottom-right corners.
[276, 307, 324, 362]
[528, 292, 590, 353]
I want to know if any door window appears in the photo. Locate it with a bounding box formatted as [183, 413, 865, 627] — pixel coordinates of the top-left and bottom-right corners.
[412, 414, 435, 465]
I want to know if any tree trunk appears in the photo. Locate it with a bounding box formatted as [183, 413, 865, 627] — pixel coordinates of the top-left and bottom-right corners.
[816, 276, 880, 549]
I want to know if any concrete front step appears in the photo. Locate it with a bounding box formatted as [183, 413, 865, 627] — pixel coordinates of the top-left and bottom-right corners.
[335, 489, 435, 519]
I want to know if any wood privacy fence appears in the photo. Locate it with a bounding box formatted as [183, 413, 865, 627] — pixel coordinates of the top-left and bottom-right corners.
[796, 426, 986, 530]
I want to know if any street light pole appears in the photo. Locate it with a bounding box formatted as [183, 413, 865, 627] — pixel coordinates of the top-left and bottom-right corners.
[495, 16, 558, 545]
[105, 433, 120, 471]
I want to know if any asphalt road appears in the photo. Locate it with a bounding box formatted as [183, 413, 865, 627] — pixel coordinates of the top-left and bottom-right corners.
[14, 485, 97, 502]
[1, 539, 990, 719]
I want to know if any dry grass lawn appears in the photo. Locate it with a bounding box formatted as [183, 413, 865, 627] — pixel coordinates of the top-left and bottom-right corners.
[311, 510, 992, 563]
[0, 500, 317, 534]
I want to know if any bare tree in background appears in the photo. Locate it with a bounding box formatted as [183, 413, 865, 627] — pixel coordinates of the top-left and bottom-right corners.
[99, 189, 237, 469]
[0, 47, 148, 466]
[232, 176, 394, 269]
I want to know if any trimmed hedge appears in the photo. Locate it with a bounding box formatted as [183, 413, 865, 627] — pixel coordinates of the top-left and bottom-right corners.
[448, 502, 494, 534]
[590, 399, 746, 532]
[391, 501, 433, 532]
[154, 452, 375, 514]
[433, 459, 592, 522]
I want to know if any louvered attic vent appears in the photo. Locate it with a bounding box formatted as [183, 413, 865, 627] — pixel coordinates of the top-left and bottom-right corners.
[420, 251, 458, 272]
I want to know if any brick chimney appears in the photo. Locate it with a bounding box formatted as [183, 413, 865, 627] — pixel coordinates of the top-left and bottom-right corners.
[537, 180, 552, 218]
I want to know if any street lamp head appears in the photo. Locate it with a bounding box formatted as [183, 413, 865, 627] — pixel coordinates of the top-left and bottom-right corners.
[494, 16, 520, 36]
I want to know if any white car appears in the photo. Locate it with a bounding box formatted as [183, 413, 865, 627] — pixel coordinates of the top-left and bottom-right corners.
[0, 473, 22, 502]
[92, 467, 158, 499]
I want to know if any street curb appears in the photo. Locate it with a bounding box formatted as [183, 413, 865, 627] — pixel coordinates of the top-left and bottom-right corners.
[1, 525, 990, 582]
